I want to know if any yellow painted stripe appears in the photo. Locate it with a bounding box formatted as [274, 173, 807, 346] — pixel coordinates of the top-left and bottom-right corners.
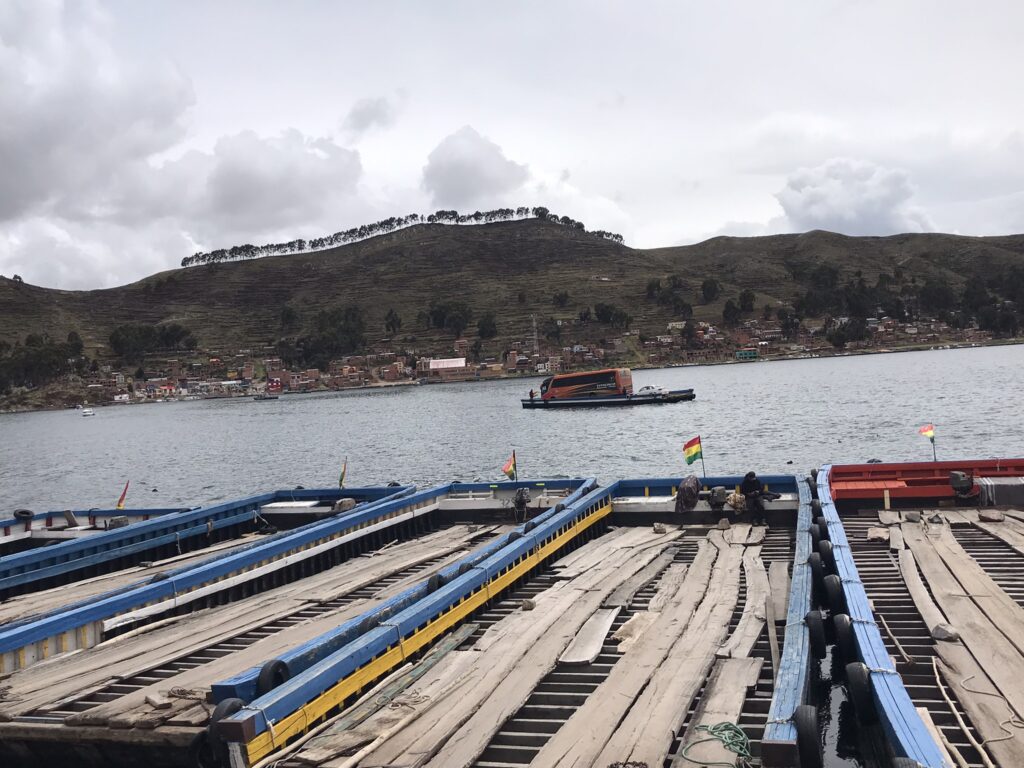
[244, 500, 611, 763]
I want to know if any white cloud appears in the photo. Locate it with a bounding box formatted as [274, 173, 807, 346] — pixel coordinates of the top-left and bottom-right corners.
[776, 158, 933, 235]
[342, 96, 399, 141]
[422, 126, 529, 209]
[0, 0, 194, 223]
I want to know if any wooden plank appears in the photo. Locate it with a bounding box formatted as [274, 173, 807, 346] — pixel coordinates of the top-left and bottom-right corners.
[603, 548, 677, 608]
[672, 658, 763, 766]
[727, 523, 751, 546]
[768, 561, 789, 619]
[934, 649, 1024, 767]
[902, 523, 1024, 721]
[765, 591, 780, 680]
[914, 707, 957, 768]
[648, 562, 689, 612]
[879, 510, 901, 526]
[745, 525, 766, 546]
[717, 547, 767, 659]
[927, 523, 1024, 656]
[559, 607, 621, 665]
[286, 625, 478, 766]
[590, 539, 745, 768]
[889, 526, 905, 552]
[897, 548, 957, 641]
[363, 531, 681, 768]
[530, 535, 722, 768]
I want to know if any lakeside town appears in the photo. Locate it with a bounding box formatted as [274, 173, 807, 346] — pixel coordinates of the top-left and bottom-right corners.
[7, 312, 1000, 411]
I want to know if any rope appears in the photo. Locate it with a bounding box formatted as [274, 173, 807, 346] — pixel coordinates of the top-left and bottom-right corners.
[677, 721, 752, 767]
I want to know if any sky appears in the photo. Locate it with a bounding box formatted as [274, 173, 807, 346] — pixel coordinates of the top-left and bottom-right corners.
[1, 1, 1023, 290]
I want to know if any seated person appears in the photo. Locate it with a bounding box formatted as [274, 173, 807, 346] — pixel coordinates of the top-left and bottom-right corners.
[740, 471, 779, 524]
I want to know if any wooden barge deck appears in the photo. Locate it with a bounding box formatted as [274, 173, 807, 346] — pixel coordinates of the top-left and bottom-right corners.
[0, 476, 821, 768]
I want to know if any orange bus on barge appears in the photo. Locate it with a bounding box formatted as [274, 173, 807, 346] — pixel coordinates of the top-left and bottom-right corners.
[522, 368, 695, 408]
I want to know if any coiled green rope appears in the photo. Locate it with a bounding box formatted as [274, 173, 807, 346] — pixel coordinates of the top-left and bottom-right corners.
[677, 721, 752, 767]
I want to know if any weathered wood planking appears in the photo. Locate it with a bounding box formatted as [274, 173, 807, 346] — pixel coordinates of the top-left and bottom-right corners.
[0, 526, 491, 722]
[717, 547, 768, 659]
[529, 535, 722, 768]
[591, 538, 745, 768]
[889, 526, 905, 552]
[933, 650, 1024, 767]
[363, 530, 681, 768]
[648, 562, 690, 613]
[768, 560, 789, 620]
[672, 657, 763, 767]
[897, 548, 956, 641]
[903, 523, 1024, 721]
[559, 607, 621, 665]
[927, 523, 1024, 656]
[913, 707, 958, 768]
[603, 548, 677, 608]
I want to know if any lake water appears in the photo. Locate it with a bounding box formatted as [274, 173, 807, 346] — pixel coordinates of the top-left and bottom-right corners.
[2, 345, 1022, 512]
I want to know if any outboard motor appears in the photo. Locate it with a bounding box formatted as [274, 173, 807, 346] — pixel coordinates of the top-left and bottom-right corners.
[708, 486, 729, 512]
[950, 471, 974, 498]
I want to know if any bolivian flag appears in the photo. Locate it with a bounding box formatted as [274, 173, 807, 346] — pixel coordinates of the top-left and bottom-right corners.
[918, 424, 935, 442]
[116, 480, 129, 510]
[683, 436, 702, 465]
[502, 451, 518, 480]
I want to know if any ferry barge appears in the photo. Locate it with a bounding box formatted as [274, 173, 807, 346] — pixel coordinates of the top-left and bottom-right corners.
[2, 460, 1024, 768]
[521, 367, 695, 408]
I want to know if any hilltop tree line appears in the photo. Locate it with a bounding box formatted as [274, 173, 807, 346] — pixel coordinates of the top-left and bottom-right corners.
[179, 207, 624, 268]
[0, 332, 87, 393]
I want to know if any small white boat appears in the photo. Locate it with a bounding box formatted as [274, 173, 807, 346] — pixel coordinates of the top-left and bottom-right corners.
[81, 408, 95, 417]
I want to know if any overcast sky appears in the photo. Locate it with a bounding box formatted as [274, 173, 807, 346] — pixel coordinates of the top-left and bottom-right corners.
[2, 1, 1023, 289]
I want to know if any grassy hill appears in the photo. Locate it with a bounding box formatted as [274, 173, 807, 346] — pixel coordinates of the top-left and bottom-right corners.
[3, 220, 1024, 359]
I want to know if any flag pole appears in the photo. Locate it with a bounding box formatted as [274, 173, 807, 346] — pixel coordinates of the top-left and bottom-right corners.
[514, 450, 518, 481]
[699, 451, 707, 481]
[931, 438, 937, 462]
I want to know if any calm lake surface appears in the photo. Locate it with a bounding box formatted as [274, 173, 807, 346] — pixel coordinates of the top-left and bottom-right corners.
[2, 345, 1022, 511]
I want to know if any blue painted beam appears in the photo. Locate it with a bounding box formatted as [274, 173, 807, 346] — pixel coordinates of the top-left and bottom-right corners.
[762, 476, 814, 763]
[818, 465, 945, 768]
[0, 486, 414, 655]
[212, 478, 596, 702]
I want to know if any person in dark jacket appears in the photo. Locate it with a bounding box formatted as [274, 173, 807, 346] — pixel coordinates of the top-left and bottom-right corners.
[741, 471, 768, 524]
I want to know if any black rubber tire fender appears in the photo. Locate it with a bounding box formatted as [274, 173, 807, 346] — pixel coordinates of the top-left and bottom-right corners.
[814, 515, 829, 538]
[808, 552, 825, 594]
[13, 509, 34, 521]
[818, 540, 835, 571]
[846, 661, 879, 724]
[805, 610, 827, 660]
[208, 697, 245, 751]
[523, 520, 537, 532]
[554, 503, 566, 513]
[427, 573, 446, 593]
[507, 531, 523, 542]
[833, 613, 856, 663]
[824, 574, 846, 612]
[187, 730, 218, 768]
[457, 562, 474, 576]
[794, 703, 824, 768]
[809, 523, 822, 552]
[255, 659, 290, 697]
